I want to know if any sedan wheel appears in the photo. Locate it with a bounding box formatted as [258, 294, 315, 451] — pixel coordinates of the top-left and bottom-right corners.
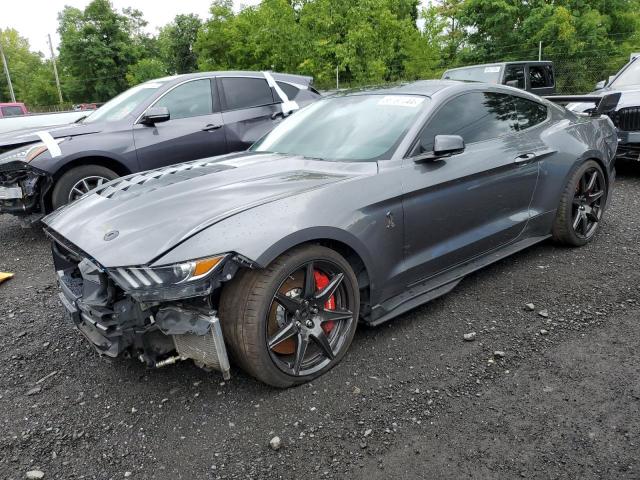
[68, 175, 111, 202]
[51, 165, 119, 210]
[552, 160, 607, 246]
[220, 245, 360, 387]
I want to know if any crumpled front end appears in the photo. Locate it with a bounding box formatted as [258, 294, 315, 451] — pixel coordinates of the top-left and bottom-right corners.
[49, 230, 236, 379]
[0, 162, 50, 217]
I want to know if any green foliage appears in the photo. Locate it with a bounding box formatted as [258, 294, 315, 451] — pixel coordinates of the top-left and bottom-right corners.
[57, 0, 158, 102]
[126, 58, 167, 86]
[158, 14, 202, 74]
[0, 29, 55, 105]
[7, 0, 640, 106]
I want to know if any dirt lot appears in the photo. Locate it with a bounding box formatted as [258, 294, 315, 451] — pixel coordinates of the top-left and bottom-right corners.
[0, 170, 639, 480]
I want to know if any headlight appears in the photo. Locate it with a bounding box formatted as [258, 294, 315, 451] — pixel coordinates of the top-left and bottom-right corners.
[0, 139, 66, 166]
[0, 143, 47, 165]
[108, 255, 226, 301]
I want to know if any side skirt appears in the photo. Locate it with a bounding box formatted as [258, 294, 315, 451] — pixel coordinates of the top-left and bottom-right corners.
[368, 234, 550, 326]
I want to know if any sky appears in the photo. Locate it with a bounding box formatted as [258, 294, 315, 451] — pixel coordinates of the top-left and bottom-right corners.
[1, 0, 261, 55]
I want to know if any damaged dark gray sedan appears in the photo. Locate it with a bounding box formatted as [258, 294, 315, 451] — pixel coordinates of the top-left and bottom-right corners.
[43, 81, 618, 387]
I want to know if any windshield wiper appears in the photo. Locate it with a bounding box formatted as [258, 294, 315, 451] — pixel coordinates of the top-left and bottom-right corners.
[74, 115, 88, 123]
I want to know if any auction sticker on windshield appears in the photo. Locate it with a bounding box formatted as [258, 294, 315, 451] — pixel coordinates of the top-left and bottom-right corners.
[484, 66, 501, 73]
[377, 96, 425, 107]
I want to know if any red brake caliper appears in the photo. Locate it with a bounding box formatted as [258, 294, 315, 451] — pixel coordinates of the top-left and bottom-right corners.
[314, 271, 336, 334]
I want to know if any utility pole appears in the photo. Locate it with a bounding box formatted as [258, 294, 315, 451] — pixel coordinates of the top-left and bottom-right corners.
[538, 41, 542, 61]
[47, 34, 63, 104]
[0, 37, 16, 103]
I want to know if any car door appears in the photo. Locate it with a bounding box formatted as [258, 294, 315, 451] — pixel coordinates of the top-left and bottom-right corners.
[133, 78, 227, 171]
[400, 91, 540, 284]
[218, 76, 283, 151]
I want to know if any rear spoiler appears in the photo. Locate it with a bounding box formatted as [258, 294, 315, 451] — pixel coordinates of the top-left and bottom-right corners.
[544, 92, 621, 116]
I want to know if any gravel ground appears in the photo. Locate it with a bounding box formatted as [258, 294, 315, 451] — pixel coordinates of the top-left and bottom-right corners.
[0, 170, 639, 480]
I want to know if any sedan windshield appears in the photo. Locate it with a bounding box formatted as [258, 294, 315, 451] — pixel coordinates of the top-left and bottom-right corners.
[611, 59, 640, 88]
[82, 79, 172, 123]
[251, 94, 428, 161]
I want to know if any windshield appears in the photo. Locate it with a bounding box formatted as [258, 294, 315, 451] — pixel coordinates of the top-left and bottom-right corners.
[251, 94, 428, 161]
[443, 65, 503, 83]
[82, 80, 170, 123]
[611, 59, 640, 88]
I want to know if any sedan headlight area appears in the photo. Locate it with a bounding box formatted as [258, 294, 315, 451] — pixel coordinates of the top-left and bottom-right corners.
[108, 255, 227, 301]
[0, 143, 49, 166]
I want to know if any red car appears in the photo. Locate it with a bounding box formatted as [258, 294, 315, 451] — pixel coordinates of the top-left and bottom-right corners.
[0, 102, 28, 118]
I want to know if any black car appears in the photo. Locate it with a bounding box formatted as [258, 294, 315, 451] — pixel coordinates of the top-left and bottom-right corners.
[568, 56, 640, 161]
[442, 61, 556, 95]
[0, 71, 320, 219]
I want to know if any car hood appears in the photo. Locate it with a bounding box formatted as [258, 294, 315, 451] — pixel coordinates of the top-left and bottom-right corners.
[0, 121, 103, 149]
[567, 85, 640, 113]
[43, 152, 377, 267]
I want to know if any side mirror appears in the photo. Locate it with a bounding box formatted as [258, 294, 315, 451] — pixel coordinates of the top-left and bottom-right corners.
[414, 135, 465, 163]
[505, 80, 519, 88]
[595, 80, 606, 90]
[140, 106, 170, 125]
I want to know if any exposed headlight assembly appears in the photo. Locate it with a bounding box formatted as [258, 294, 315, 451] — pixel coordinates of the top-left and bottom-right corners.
[108, 255, 227, 301]
[0, 139, 65, 167]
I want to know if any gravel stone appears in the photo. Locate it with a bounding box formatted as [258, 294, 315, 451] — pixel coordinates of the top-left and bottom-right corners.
[463, 332, 476, 341]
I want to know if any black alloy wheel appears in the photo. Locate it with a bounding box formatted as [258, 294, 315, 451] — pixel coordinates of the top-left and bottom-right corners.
[219, 245, 360, 388]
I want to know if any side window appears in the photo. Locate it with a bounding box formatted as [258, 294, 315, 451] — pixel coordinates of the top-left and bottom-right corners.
[416, 92, 519, 152]
[155, 79, 213, 120]
[513, 97, 548, 130]
[529, 66, 548, 88]
[504, 65, 525, 89]
[545, 65, 555, 86]
[276, 81, 299, 100]
[221, 77, 275, 110]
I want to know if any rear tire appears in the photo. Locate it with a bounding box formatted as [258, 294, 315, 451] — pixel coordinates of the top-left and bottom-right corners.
[51, 165, 119, 210]
[219, 245, 360, 388]
[552, 160, 607, 247]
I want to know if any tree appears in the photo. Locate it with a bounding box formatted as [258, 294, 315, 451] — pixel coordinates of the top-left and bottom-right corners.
[126, 58, 167, 85]
[0, 29, 48, 104]
[57, 0, 154, 102]
[159, 14, 202, 74]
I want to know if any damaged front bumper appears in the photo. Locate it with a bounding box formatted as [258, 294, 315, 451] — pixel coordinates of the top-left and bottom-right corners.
[50, 232, 233, 379]
[0, 162, 50, 217]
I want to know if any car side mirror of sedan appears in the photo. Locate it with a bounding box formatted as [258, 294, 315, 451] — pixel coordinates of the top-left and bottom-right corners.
[140, 106, 170, 125]
[505, 80, 519, 88]
[595, 80, 606, 90]
[413, 135, 465, 163]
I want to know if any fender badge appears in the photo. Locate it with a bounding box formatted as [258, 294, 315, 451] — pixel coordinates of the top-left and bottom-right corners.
[104, 230, 119, 241]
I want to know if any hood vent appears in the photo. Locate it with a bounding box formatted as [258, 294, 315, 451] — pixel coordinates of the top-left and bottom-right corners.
[95, 160, 235, 200]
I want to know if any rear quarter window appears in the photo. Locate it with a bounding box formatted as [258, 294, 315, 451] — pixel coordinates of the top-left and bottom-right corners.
[513, 97, 548, 129]
[276, 81, 300, 100]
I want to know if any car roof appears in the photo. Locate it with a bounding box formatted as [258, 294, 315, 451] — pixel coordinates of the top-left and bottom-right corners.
[159, 71, 314, 86]
[444, 61, 553, 72]
[339, 79, 527, 98]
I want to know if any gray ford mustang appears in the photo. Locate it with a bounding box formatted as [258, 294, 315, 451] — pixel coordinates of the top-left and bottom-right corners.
[43, 80, 618, 387]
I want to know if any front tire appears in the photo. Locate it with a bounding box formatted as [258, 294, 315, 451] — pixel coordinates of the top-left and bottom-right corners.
[552, 160, 607, 247]
[219, 245, 360, 388]
[51, 165, 119, 210]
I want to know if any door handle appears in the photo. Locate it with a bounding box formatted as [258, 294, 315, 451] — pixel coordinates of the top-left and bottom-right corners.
[202, 124, 222, 131]
[514, 152, 537, 163]
[271, 111, 284, 120]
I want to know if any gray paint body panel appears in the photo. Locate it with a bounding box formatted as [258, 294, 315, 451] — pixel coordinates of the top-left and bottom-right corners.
[43, 81, 617, 323]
